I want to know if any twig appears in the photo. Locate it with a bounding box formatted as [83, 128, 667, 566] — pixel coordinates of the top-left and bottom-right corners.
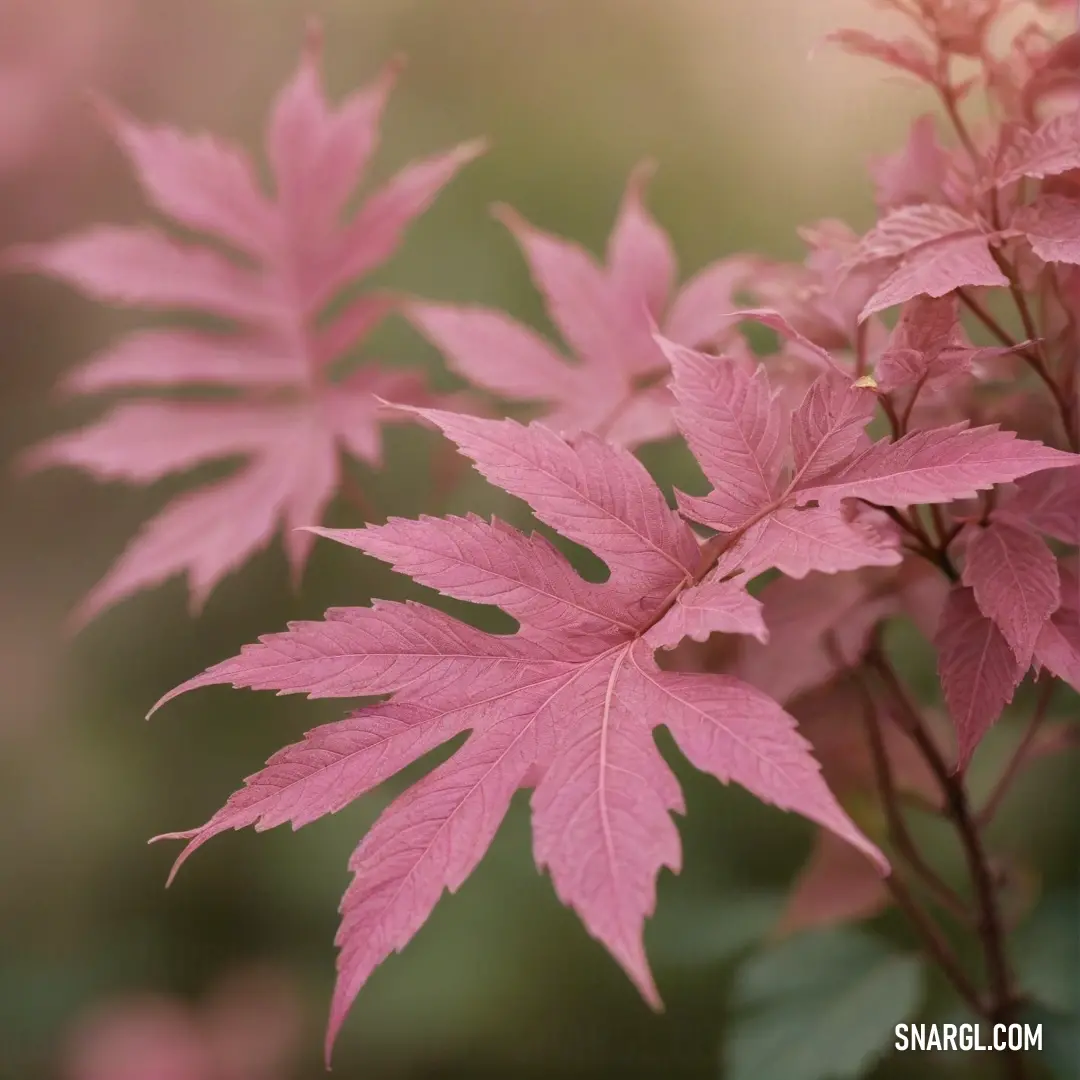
[850, 666, 971, 922]
[957, 287, 1077, 452]
[979, 681, 1056, 828]
[883, 868, 986, 1017]
[867, 645, 1024, 1048]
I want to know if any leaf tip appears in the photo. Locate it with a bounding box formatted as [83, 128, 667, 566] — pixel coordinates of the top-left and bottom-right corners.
[302, 16, 325, 63]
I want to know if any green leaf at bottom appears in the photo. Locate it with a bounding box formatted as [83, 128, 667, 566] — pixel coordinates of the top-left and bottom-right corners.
[724, 928, 924, 1080]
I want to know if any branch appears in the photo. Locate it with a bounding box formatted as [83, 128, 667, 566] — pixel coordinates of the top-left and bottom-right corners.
[957, 287, 1077, 453]
[849, 664, 970, 922]
[867, 645, 1024, 1048]
[979, 680, 1056, 828]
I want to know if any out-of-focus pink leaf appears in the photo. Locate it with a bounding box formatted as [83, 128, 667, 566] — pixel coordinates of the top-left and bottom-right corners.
[778, 829, 891, 935]
[870, 115, 949, 211]
[10, 31, 481, 623]
[825, 28, 941, 85]
[407, 164, 752, 448]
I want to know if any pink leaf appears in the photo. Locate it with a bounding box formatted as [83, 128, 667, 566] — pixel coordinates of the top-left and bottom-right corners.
[1000, 464, 1080, 544]
[20, 401, 292, 483]
[100, 101, 280, 260]
[779, 829, 890, 935]
[663, 256, 755, 347]
[1035, 609, 1080, 692]
[870, 114, 948, 211]
[310, 514, 636, 639]
[729, 505, 903, 580]
[664, 342, 784, 528]
[405, 183, 676, 447]
[936, 586, 1026, 768]
[397, 409, 699, 597]
[790, 373, 878, 485]
[60, 330, 303, 394]
[825, 28, 940, 85]
[627, 651, 887, 873]
[874, 293, 960, 393]
[10, 33, 481, 622]
[154, 599, 572, 709]
[873, 294, 1016, 393]
[5, 227, 277, 324]
[798, 423, 1077, 509]
[495, 204, 661, 379]
[858, 233, 1009, 320]
[405, 301, 582, 404]
[996, 110, 1080, 186]
[152, 702, 464, 881]
[606, 161, 677, 320]
[313, 139, 485, 308]
[328, 715, 537, 1059]
[1013, 195, 1080, 264]
[962, 521, 1060, 666]
[532, 648, 683, 1009]
[849, 204, 983, 266]
[645, 578, 767, 650]
[267, 38, 399, 241]
[408, 168, 754, 447]
[738, 572, 897, 705]
[73, 451, 319, 629]
[155, 416, 884, 1057]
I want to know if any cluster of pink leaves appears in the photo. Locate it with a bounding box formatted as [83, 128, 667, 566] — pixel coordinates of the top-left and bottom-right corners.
[146, 349, 1069, 1057]
[14, 0, 1080, 1060]
[700, 0, 1080, 935]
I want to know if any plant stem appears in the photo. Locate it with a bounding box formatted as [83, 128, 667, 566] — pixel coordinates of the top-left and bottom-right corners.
[957, 287, 1077, 452]
[867, 646, 1024, 1067]
[851, 670, 970, 922]
[979, 680, 1055, 828]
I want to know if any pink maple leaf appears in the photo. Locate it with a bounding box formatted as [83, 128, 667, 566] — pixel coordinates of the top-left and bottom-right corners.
[404, 163, 752, 448]
[845, 204, 1009, 321]
[662, 339, 904, 579]
[9, 28, 483, 625]
[961, 520, 1060, 666]
[663, 336, 1074, 578]
[936, 585, 1026, 767]
[150, 409, 885, 1061]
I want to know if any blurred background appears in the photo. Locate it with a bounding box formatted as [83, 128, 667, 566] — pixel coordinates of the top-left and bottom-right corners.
[0, 1, 1076, 1077]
